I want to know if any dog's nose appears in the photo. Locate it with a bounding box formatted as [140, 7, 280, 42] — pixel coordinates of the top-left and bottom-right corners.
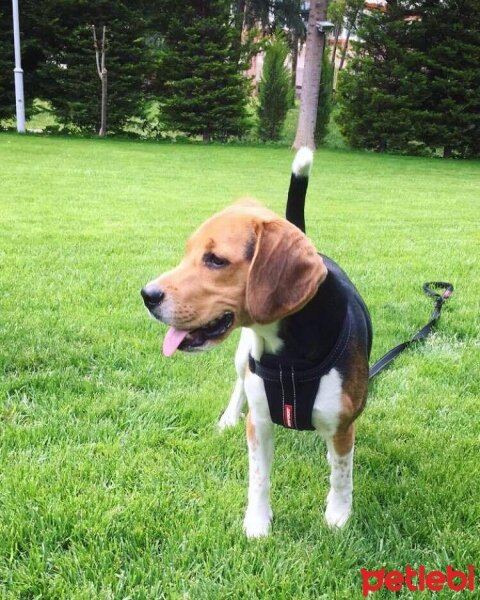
[141, 285, 165, 307]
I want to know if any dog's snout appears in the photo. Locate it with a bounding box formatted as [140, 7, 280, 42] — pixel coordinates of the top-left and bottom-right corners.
[141, 284, 165, 307]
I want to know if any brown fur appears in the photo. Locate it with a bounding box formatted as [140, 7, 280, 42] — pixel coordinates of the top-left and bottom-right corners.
[152, 202, 327, 340]
[332, 423, 355, 456]
[246, 411, 256, 447]
[341, 344, 369, 422]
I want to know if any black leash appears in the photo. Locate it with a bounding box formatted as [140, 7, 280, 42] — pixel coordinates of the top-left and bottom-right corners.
[368, 282, 454, 380]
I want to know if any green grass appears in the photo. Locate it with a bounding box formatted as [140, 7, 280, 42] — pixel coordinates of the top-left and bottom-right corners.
[0, 133, 479, 599]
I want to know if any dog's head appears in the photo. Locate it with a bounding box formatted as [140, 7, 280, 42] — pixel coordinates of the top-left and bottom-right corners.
[142, 200, 327, 355]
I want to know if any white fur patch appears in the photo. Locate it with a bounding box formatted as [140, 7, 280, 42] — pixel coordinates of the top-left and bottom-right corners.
[218, 328, 251, 431]
[292, 147, 314, 177]
[311, 368, 343, 438]
[250, 322, 283, 358]
[325, 444, 353, 528]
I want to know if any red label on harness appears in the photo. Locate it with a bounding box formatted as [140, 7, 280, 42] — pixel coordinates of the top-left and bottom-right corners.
[284, 404, 293, 428]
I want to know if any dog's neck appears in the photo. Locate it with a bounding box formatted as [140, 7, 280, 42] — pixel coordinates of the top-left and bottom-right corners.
[249, 268, 348, 363]
[249, 322, 283, 360]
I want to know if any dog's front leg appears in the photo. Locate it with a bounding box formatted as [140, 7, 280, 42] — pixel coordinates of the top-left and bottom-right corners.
[218, 328, 251, 431]
[243, 371, 274, 538]
[325, 424, 355, 528]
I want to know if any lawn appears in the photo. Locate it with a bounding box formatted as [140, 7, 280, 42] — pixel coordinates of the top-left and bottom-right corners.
[0, 133, 479, 599]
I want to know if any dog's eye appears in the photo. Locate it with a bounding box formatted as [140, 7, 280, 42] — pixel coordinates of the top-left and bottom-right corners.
[203, 252, 230, 269]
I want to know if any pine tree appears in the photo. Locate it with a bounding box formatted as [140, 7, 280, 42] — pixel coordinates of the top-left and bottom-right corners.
[337, 0, 480, 157]
[336, 2, 427, 153]
[419, 0, 480, 158]
[159, 0, 250, 142]
[1, 0, 154, 134]
[257, 35, 292, 142]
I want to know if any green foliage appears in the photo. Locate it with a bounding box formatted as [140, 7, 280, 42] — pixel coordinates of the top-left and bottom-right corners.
[314, 48, 334, 145]
[0, 3, 41, 121]
[0, 7, 15, 120]
[257, 35, 292, 141]
[1, 1, 154, 134]
[419, 0, 480, 158]
[337, 3, 426, 153]
[159, 0, 250, 141]
[337, 0, 480, 157]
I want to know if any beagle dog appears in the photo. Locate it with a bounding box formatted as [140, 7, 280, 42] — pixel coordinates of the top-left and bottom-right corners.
[142, 148, 372, 538]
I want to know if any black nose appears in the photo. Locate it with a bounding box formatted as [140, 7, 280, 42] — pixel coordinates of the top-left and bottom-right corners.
[141, 285, 165, 307]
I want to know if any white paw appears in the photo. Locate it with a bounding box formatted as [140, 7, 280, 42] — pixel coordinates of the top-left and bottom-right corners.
[325, 489, 352, 528]
[218, 410, 243, 432]
[243, 507, 272, 538]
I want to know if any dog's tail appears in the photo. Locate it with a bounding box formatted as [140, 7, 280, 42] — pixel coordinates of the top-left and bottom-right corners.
[286, 147, 313, 234]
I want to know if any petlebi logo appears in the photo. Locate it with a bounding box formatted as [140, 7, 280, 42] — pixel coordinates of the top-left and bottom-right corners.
[361, 565, 476, 596]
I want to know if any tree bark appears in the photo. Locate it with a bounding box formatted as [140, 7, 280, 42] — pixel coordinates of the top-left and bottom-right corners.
[331, 24, 340, 65]
[99, 69, 107, 137]
[93, 25, 108, 137]
[292, 0, 328, 150]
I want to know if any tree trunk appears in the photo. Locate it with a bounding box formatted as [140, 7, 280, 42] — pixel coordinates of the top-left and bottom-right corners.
[93, 25, 108, 137]
[234, 0, 247, 55]
[331, 25, 340, 65]
[443, 145, 452, 159]
[292, 0, 328, 150]
[99, 69, 107, 137]
[338, 28, 351, 72]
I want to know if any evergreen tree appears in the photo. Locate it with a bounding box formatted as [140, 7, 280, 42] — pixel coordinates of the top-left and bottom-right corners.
[315, 47, 334, 145]
[1, 0, 154, 133]
[257, 35, 292, 141]
[337, 0, 480, 157]
[0, 6, 15, 121]
[159, 0, 250, 141]
[336, 2, 427, 153]
[419, 0, 480, 158]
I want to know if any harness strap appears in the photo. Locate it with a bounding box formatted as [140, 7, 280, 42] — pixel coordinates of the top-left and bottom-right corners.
[368, 281, 454, 380]
[248, 311, 352, 430]
[248, 310, 351, 383]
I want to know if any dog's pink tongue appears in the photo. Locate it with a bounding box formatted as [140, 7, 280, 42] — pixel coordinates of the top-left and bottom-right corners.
[163, 327, 189, 357]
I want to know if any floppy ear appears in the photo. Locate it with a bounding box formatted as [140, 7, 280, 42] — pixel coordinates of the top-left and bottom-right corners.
[246, 219, 327, 324]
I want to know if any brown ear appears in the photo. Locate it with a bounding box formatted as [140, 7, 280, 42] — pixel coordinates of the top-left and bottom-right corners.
[246, 219, 327, 324]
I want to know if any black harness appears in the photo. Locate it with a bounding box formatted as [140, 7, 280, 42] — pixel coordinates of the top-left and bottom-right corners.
[248, 282, 453, 431]
[248, 310, 352, 431]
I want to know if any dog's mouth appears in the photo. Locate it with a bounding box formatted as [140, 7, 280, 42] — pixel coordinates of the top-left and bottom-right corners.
[163, 311, 234, 356]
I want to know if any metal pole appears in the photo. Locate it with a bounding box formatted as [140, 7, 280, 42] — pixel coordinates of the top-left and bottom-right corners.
[12, 0, 26, 133]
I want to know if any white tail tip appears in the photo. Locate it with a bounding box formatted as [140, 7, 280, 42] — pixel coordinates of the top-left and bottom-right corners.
[292, 147, 314, 177]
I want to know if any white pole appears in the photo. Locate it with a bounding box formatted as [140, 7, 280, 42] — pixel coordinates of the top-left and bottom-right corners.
[12, 0, 26, 133]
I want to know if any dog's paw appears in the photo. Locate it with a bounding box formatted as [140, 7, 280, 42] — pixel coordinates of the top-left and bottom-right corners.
[218, 410, 243, 432]
[243, 507, 272, 538]
[325, 489, 352, 529]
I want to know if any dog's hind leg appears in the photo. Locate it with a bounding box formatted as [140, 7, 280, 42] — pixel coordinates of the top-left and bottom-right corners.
[325, 424, 355, 528]
[218, 328, 251, 431]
